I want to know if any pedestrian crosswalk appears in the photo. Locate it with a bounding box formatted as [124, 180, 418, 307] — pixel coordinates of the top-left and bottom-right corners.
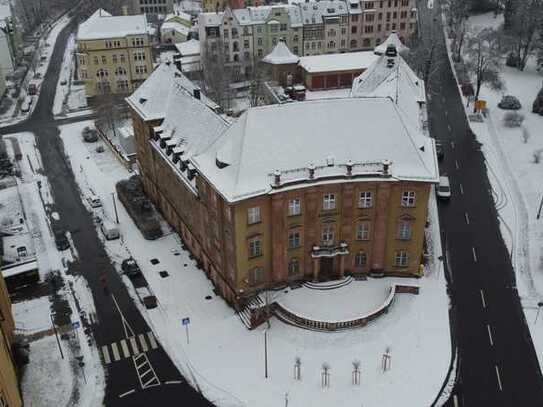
[100, 331, 159, 365]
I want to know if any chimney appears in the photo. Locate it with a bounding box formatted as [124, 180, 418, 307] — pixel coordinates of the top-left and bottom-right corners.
[193, 87, 201, 100]
[308, 163, 315, 179]
[273, 170, 281, 186]
[346, 160, 353, 176]
[382, 159, 392, 176]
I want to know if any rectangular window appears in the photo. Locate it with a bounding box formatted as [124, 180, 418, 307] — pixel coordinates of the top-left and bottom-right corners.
[323, 193, 336, 210]
[248, 237, 262, 257]
[358, 191, 373, 208]
[322, 225, 334, 245]
[395, 250, 409, 267]
[112, 54, 118, 63]
[247, 206, 261, 224]
[351, 25, 357, 34]
[401, 191, 416, 207]
[355, 251, 367, 267]
[101, 55, 107, 64]
[397, 222, 412, 240]
[288, 231, 301, 249]
[352, 14, 359, 22]
[250, 267, 264, 285]
[280, 23, 287, 31]
[270, 24, 279, 33]
[364, 25, 374, 33]
[364, 1, 374, 9]
[244, 39, 250, 49]
[288, 258, 300, 275]
[93, 56, 99, 65]
[365, 13, 375, 22]
[356, 222, 370, 240]
[288, 198, 301, 216]
[120, 54, 126, 63]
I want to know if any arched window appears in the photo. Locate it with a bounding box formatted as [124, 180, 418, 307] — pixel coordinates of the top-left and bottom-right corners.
[233, 41, 239, 52]
[96, 68, 109, 78]
[355, 251, 367, 268]
[115, 67, 127, 76]
[288, 258, 300, 276]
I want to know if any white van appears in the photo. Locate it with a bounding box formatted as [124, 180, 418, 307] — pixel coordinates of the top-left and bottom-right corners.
[100, 220, 120, 240]
[86, 193, 102, 208]
[21, 96, 33, 113]
[437, 176, 451, 200]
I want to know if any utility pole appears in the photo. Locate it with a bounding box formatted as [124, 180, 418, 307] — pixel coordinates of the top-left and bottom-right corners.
[50, 313, 64, 359]
[111, 192, 119, 223]
[263, 327, 268, 379]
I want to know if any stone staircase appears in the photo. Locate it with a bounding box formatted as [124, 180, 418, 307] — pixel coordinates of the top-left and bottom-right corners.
[302, 276, 354, 291]
[237, 294, 265, 329]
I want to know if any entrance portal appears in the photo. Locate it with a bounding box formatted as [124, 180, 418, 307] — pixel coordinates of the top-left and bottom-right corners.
[319, 257, 335, 281]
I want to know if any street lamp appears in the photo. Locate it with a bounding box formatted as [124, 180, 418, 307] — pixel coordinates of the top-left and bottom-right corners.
[263, 327, 268, 379]
[49, 312, 64, 359]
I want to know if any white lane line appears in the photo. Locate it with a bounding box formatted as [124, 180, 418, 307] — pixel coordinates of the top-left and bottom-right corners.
[451, 141, 455, 149]
[129, 336, 140, 355]
[147, 332, 158, 349]
[487, 324, 494, 346]
[455, 160, 460, 170]
[448, 124, 452, 132]
[138, 333, 149, 352]
[480, 289, 486, 308]
[459, 183, 464, 195]
[445, 110, 448, 117]
[165, 380, 183, 385]
[101, 346, 111, 364]
[465, 212, 470, 225]
[453, 395, 459, 407]
[111, 342, 121, 361]
[495, 365, 503, 391]
[472, 247, 478, 263]
[118, 389, 136, 398]
[120, 339, 130, 358]
[143, 377, 159, 388]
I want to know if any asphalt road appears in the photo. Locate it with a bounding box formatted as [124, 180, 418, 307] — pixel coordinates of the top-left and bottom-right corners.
[420, 1, 543, 405]
[1, 15, 214, 407]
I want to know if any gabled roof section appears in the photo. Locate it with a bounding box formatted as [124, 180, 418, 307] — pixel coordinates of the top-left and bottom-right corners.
[262, 40, 299, 65]
[193, 98, 438, 203]
[374, 32, 409, 55]
[77, 9, 148, 40]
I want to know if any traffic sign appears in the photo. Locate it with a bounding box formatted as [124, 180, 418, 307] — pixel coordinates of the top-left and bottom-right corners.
[72, 321, 81, 330]
[182, 317, 190, 326]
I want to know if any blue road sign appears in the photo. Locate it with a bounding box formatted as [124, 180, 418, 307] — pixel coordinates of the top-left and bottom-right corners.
[182, 317, 190, 326]
[72, 321, 81, 330]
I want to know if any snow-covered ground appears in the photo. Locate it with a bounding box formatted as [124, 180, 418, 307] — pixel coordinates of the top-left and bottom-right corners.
[2, 131, 105, 406]
[58, 120, 451, 407]
[448, 11, 543, 370]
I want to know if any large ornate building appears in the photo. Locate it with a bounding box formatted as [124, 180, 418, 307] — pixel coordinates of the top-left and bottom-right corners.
[127, 47, 436, 307]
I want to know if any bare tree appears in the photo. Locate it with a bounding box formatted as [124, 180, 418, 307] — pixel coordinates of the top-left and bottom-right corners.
[94, 88, 127, 139]
[464, 28, 504, 106]
[200, 39, 235, 110]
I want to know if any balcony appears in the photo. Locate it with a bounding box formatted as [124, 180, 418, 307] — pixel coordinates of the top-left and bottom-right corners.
[311, 242, 348, 258]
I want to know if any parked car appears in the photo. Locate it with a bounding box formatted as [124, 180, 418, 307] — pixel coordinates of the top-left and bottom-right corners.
[143, 295, 157, 309]
[54, 229, 70, 251]
[121, 258, 142, 278]
[100, 220, 120, 240]
[437, 176, 451, 200]
[435, 140, 444, 160]
[21, 96, 33, 113]
[86, 193, 102, 208]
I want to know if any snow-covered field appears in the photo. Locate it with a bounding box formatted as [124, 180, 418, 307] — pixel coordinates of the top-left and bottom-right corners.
[449, 12, 543, 371]
[58, 120, 451, 407]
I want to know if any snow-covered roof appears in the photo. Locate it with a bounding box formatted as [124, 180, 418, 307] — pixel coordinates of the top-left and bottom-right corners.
[262, 41, 299, 65]
[193, 97, 438, 202]
[201, 12, 223, 26]
[161, 20, 190, 36]
[299, 0, 348, 25]
[299, 51, 378, 73]
[77, 9, 149, 40]
[165, 10, 192, 22]
[126, 62, 217, 121]
[175, 38, 200, 56]
[374, 32, 409, 55]
[351, 50, 425, 131]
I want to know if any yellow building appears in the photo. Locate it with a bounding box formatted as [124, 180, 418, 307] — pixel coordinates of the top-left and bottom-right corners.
[0, 272, 22, 407]
[76, 9, 154, 98]
[127, 49, 436, 310]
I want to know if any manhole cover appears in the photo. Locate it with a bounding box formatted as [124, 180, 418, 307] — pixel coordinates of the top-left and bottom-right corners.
[159, 271, 169, 278]
[150, 258, 160, 265]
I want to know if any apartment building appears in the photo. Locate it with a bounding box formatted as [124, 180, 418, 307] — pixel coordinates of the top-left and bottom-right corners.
[0, 273, 22, 407]
[76, 9, 154, 98]
[127, 50, 436, 308]
[128, 0, 174, 16]
[199, 0, 416, 75]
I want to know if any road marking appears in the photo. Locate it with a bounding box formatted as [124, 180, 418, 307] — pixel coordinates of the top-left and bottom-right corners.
[165, 380, 183, 385]
[447, 124, 452, 132]
[495, 365, 503, 391]
[455, 160, 460, 170]
[445, 110, 448, 117]
[111, 342, 121, 362]
[101, 346, 111, 364]
[472, 247, 478, 263]
[480, 289, 486, 308]
[147, 332, 158, 349]
[453, 395, 459, 407]
[459, 183, 464, 195]
[465, 212, 470, 225]
[120, 339, 130, 358]
[487, 324, 494, 346]
[138, 334, 149, 352]
[118, 389, 136, 399]
[129, 336, 140, 355]
[451, 141, 455, 149]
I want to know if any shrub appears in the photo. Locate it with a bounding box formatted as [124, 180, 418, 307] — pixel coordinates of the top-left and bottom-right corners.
[503, 111, 525, 127]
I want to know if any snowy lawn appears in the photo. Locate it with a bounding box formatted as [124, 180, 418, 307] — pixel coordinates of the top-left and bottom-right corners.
[58, 120, 451, 407]
[12, 296, 51, 334]
[448, 11, 543, 372]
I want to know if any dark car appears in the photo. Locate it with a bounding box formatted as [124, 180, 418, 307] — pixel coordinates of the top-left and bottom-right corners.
[121, 258, 142, 277]
[143, 295, 157, 309]
[435, 140, 444, 160]
[54, 230, 70, 251]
